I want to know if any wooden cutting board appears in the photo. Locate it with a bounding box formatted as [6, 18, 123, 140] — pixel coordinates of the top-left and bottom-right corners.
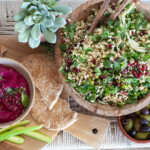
[0, 35, 110, 150]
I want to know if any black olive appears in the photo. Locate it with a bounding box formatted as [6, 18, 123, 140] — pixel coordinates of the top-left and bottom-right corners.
[140, 126, 150, 132]
[129, 129, 136, 137]
[141, 108, 149, 115]
[139, 118, 148, 125]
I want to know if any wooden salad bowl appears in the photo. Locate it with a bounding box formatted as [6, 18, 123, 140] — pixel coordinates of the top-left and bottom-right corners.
[55, 0, 150, 116]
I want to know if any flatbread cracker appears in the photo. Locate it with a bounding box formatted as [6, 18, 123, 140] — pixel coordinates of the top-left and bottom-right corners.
[20, 53, 63, 109]
[31, 89, 77, 131]
[0, 45, 7, 57]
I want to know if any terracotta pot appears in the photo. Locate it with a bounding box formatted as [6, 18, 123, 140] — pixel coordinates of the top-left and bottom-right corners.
[118, 116, 150, 143]
[41, 33, 47, 42]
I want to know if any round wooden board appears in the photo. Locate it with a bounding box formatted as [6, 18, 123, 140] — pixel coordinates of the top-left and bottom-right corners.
[55, 0, 150, 116]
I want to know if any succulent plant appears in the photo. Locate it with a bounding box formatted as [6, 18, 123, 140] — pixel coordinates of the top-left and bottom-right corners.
[14, 0, 72, 48]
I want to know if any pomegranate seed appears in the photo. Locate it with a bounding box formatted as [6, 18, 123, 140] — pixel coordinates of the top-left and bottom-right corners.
[111, 4, 115, 10]
[92, 59, 96, 64]
[113, 81, 117, 85]
[131, 31, 134, 35]
[134, 62, 137, 66]
[124, 91, 128, 95]
[131, 63, 135, 67]
[74, 43, 77, 47]
[138, 72, 143, 78]
[100, 75, 106, 79]
[67, 59, 73, 66]
[145, 71, 149, 76]
[135, 60, 139, 63]
[94, 81, 99, 85]
[72, 67, 80, 73]
[108, 44, 112, 49]
[132, 71, 138, 78]
[136, 64, 140, 68]
[141, 68, 145, 71]
[117, 83, 121, 87]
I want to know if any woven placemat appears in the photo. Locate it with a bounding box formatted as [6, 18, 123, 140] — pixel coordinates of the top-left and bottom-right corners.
[0, 0, 150, 149]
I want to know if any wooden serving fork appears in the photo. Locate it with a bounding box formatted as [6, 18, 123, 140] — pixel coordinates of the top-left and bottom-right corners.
[66, 0, 133, 52]
[87, 0, 112, 35]
[109, 0, 132, 21]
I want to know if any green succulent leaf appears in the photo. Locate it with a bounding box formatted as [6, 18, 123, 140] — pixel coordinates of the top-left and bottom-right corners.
[31, 24, 41, 40]
[18, 28, 31, 43]
[15, 21, 30, 32]
[41, 25, 56, 43]
[50, 11, 63, 16]
[54, 17, 66, 28]
[20, 9, 29, 17]
[24, 16, 34, 25]
[29, 36, 41, 48]
[48, 27, 58, 32]
[50, 2, 58, 8]
[41, 17, 54, 27]
[38, 4, 48, 11]
[40, 9, 49, 16]
[21, 2, 31, 9]
[28, 6, 38, 14]
[49, 13, 55, 20]
[13, 13, 24, 22]
[32, 11, 45, 23]
[53, 5, 72, 15]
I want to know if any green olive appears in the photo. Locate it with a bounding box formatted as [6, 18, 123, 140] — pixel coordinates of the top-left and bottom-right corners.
[146, 104, 150, 109]
[134, 118, 141, 131]
[135, 110, 141, 116]
[124, 118, 133, 132]
[140, 114, 150, 121]
[135, 132, 149, 140]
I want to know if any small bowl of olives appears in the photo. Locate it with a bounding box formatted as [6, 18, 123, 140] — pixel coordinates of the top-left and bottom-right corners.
[118, 104, 150, 143]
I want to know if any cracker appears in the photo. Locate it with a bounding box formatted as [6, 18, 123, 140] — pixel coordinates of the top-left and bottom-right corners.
[31, 89, 77, 131]
[20, 53, 63, 109]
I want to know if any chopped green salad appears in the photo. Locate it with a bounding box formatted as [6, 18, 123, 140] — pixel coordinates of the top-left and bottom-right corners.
[60, 2, 150, 108]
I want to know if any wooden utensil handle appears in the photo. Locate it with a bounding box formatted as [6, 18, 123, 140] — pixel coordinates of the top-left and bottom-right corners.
[109, 0, 132, 20]
[88, 0, 111, 34]
[65, 113, 110, 150]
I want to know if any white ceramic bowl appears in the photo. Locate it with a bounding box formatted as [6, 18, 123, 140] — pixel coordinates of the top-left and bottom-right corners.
[0, 58, 35, 128]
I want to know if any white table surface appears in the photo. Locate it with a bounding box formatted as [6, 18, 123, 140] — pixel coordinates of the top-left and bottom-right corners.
[0, 0, 150, 150]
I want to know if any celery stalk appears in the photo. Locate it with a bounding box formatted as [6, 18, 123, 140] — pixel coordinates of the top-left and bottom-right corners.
[0, 125, 43, 142]
[0, 120, 30, 134]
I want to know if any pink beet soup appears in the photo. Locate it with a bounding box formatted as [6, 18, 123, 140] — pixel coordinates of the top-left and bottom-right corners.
[0, 65, 30, 123]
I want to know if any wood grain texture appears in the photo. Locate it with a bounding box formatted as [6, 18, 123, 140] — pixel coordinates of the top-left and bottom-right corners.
[55, 0, 150, 116]
[65, 113, 110, 150]
[88, 0, 111, 34]
[0, 35, 109, 150]
[0, 35, 58, 150]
